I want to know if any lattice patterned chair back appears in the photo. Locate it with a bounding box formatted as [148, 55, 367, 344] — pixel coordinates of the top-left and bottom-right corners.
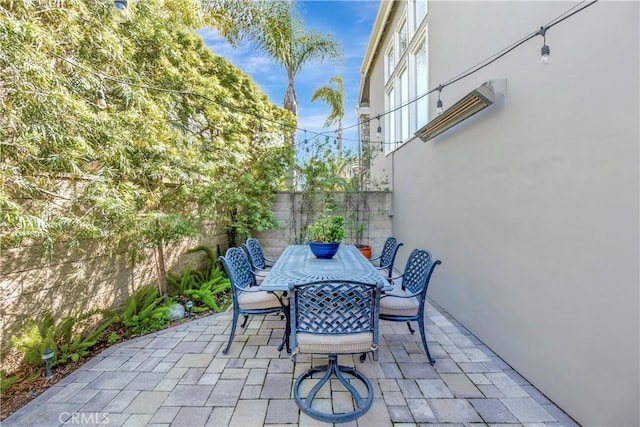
[400, 249, 436, 296]
[244, 238, 268, 270]
[219, 247, 255, 292]
[289, 280, 382, 423]
[380, 248, 441, 364]
[372, 237, 403, 278]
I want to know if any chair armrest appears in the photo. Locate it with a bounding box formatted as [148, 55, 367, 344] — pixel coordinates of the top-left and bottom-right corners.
[252, 267, 269, 276]
[369, 255, 382, 262]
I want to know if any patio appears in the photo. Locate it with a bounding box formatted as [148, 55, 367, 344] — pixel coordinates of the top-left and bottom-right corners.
[3, 300, 578, 427]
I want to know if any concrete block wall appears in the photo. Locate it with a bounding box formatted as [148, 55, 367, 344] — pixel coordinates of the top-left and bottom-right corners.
[255, 191, 393, 260]
[0, 230, 227, 371]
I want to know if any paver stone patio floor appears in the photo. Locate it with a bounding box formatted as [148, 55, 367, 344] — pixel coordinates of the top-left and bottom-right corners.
[4, 300, 579, 426]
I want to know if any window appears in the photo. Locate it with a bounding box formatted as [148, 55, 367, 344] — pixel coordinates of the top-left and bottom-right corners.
[414, 0, 427, 29]
[412, 35, 428, 133]
[385, 45, 395, 81]
[398, 19, 408, 54]
[385, 86, 395, 154]
[398, 66, 410, 142]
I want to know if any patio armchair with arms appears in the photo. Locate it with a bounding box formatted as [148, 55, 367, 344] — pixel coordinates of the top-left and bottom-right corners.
[289, 280, 382, 423]
[379, 249, 441, 364]
[370, 236, 403, 279]
[218, 247, 286, 355]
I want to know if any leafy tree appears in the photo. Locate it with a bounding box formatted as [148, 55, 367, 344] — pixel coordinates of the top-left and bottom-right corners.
[0, 0, 295, 295]
[310, 76, 345, 154]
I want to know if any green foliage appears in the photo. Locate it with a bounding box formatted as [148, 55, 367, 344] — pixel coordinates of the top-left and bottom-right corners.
[11, 310, 112, 367]
[111, 285, 171, 336]
[168, 245, 231, 313]
[1, 0, 295, 257]
[107, 332, 120, 345]
[1, 370, 22, 393]
[306, 214, 345, 243]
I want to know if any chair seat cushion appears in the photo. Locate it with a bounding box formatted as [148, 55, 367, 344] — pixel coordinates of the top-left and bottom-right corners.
[296, 332, 374, 354]
[380, 287, 419, 317]
[237, 290, 285, 310]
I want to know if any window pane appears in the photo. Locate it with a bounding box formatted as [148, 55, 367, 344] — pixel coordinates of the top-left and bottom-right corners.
[385, 87, 395, 154]
[414, 0, 427, 27]
[413, 38, 428, 132]
[386, 47, 395, 80]
[399, 67, 410, 141]
[398, 20, 407, 53]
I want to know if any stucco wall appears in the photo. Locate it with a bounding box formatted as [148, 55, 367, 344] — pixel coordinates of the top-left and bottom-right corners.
[364, 1, 639, 426]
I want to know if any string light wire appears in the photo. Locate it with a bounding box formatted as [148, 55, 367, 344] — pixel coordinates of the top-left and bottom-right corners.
[49, 0, 597, 145]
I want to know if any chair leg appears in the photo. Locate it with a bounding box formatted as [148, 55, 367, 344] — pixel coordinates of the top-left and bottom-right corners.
[406, 321, 415, 334]
[240, 314, 249, 328]
[417, 320, 435, 365]
[223, 312, 239, 355]
[294, 354, 373, 423]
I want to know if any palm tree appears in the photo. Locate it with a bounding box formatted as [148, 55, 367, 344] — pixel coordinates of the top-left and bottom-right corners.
[311, 76, 345, 155]
[206, 0, 342, 118]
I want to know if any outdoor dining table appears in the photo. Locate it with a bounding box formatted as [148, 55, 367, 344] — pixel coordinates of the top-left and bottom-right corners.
[258, 244, 393, 292]
[259, 244, 392, 353]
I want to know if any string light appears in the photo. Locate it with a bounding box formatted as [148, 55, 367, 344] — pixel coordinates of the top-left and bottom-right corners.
[436, 85, 444, 115]
[334, 0, 597, 143]
[50, 0, 596, 146]
[538, 26, 552, 64]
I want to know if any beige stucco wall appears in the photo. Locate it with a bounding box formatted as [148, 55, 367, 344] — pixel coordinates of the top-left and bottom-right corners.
[364, 1, 639, 426]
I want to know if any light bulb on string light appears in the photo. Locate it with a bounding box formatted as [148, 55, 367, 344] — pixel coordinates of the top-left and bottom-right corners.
[96, 89, 107, 109]
[376, 116, 382, 140]
[538, 26, 552, 64]
[436, 85, 444, 115]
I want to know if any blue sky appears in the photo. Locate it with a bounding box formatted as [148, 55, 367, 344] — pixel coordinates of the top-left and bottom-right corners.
[197, 1, 380, 154]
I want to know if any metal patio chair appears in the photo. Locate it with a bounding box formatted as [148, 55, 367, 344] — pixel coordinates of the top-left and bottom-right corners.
[242, 237, 277, 284]
[289, 280, 382, 423]
[370, 236, 403, 279]
[218, 247, 286, 355]
[379, 249, 441, 364]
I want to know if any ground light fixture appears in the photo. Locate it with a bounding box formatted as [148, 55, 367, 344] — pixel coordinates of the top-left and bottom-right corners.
[185, 300, 193, 319]
[416, 82, 496, 142]
[42, 348, 54, 381]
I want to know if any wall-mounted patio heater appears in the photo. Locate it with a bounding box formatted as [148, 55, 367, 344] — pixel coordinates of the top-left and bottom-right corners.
[415, 82, 496, 143]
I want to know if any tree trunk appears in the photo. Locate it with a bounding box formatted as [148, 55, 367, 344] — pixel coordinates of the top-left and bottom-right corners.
[155, 240, 167, 297]
[283, 74, 298, 117]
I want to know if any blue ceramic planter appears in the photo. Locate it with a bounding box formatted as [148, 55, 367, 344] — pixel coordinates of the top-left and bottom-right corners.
[308, 241, 340, 259]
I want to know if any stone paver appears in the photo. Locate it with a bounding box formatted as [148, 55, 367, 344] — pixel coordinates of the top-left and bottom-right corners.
[3, 301, 574, 427]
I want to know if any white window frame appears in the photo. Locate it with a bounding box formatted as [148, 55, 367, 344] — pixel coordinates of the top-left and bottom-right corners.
[385, 43, 395, 83]
[411, 29, 428, 134]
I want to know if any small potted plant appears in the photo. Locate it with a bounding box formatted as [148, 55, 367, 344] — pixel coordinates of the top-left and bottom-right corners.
[354, 222, 372, 259]
[306, 214, 345, 259]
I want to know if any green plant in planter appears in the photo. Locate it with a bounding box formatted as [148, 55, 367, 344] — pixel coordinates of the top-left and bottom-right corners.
[306, 215, 345, 243]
